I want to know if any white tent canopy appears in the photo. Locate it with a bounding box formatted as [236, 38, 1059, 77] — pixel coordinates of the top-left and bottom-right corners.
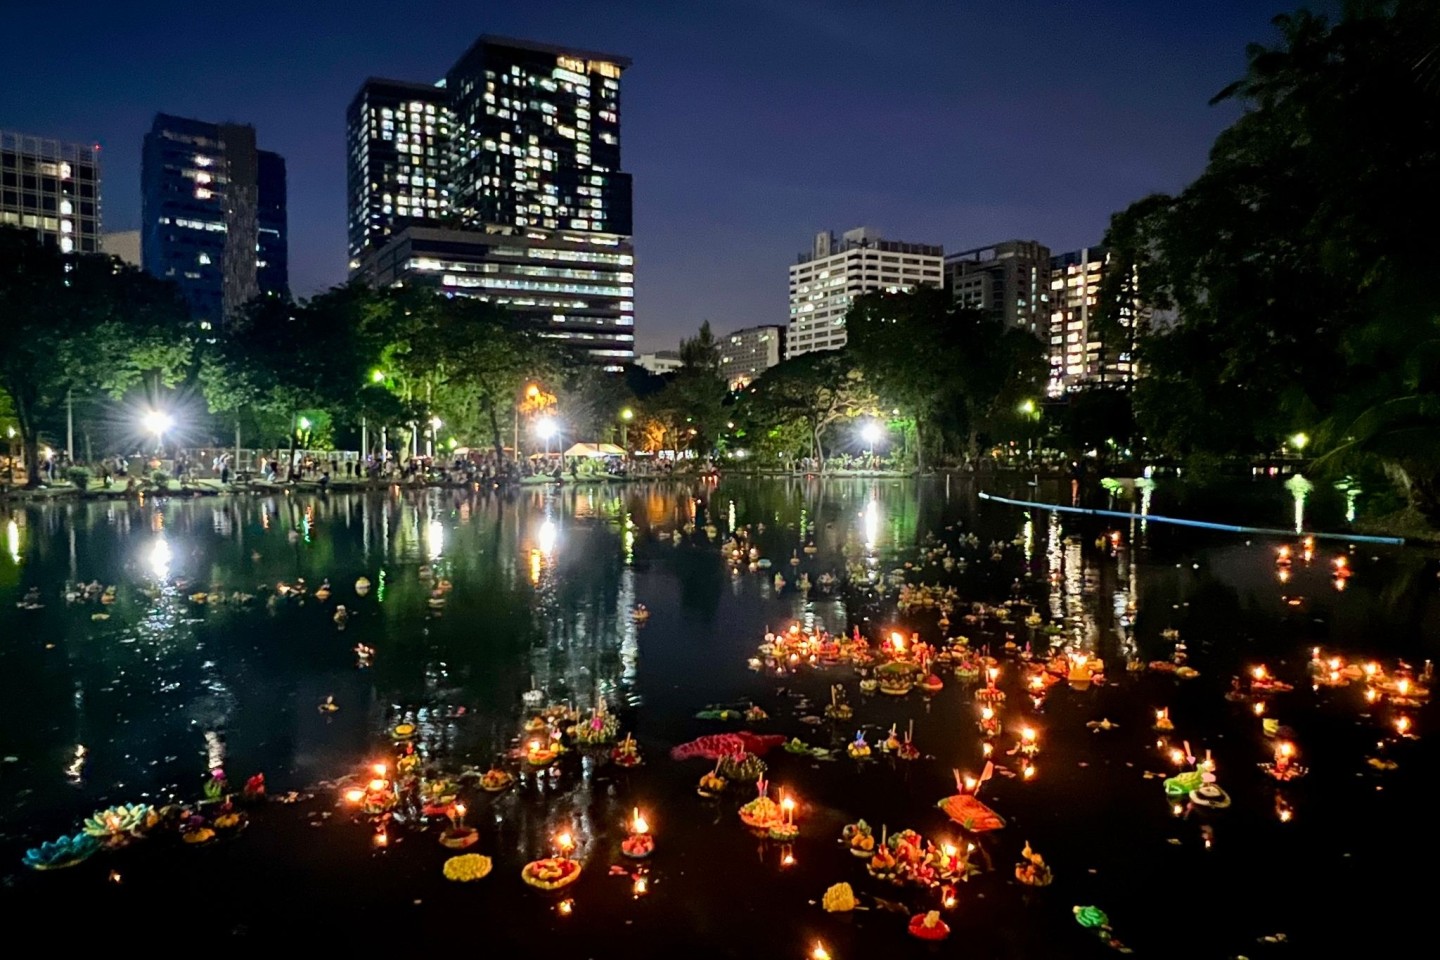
[563, 442, 626, 458]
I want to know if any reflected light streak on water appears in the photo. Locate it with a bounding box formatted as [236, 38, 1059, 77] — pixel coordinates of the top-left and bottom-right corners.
[6, 518, 19, 564]
[427, 518, 444, 560]
[147, 537, 172, 579]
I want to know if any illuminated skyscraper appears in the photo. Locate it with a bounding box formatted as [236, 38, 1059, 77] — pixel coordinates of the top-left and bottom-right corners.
[0, 130, 101, 254]
[944, 240, 1051, 335]
[141, 114, 287, 330]
[345, 79, 451, 267]
[1047, 246, 1146, 394]
[348, 35, 636, 366]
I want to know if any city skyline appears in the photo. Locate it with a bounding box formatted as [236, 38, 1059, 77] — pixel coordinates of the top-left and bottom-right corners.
[0, 0, 1280, 349]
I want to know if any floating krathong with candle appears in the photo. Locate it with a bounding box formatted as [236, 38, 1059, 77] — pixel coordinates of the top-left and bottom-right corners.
[717, 750, 767, 782]
[439, 803, 478, 849]
[570, 701, 620, 745]
[768, 794, 800, 841]
[908, 911, 951, 941]
[697, 762, 728, 798]
[611, 734, 643, 768]
[621, 808, 654, 858]
[978, 705, 1002, 738]
[841, 820, 875, 858]
[896, 720, 921, 761]
[877, 662, 915, 696]
[1153, 708, 1174, 732]
[1260, 741, 1307, 781]
[1015, 841, 1053, 886]
[821, 882, 856, 912]
[1248, 664, 1293, 694]
[867, 833, 899, 881]
[847, 731, 872, 760]
[82, 803, 156, 845]
[526, 738, 560, 767]
[976, 667, 1006, 703]
[22, 833, 100, 871]
[522, 833, 582, 890]
[824, 684, 854, 719]
[479, 767, 514, 792]
[738, 779, 783, 831]
[938, 765, 1006, 832]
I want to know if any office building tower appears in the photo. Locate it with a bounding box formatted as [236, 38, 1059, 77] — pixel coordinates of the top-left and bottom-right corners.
[141, 114, 287, 330]
[1047, 246, 1144, 394]
[354, 225, 635, 365]
[944, 240, 1051, 334]
[345, 79, 451, 267]
[719, 325, 784, 388]
[636, 350, 683, 376]
[348, 36, 636, 364]
[0, 130, 101, 253]
[446, 36, 632, 237]
[102, 230, 141, 266]
[787, 228, 943, 358]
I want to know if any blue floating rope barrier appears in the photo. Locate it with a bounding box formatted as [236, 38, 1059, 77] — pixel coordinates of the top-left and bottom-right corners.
[977, 491, 1404, 546]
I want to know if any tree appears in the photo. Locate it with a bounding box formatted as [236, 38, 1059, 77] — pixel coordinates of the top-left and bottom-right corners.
[1116, 1, 1440, 494]
[846, 289, 1046, 467]
[735, 352, 877, 472]
[0, 229, 192, 485]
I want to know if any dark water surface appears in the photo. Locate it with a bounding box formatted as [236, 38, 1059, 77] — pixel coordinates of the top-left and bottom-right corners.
[1, 478, 1436, 955]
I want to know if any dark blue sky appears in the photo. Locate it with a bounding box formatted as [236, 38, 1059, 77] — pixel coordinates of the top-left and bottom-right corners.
[2, 0, 1294, 349]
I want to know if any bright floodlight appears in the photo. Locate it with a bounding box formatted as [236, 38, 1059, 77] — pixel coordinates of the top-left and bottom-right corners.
[621, 408, 634, 421]
[1290, 432, 1309, 451]
[142, 410, 174, 436]
[861, 421, 883, 445]
[298, 416, 312, 431]
[536, 417, 558, 440]
[1018, 399, 1037, 415]
[371, 369, 386, 383]
[430, 416, 443, 430]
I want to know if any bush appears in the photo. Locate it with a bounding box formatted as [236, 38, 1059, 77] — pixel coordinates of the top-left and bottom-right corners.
[65, 466, 92, 490]
[151, 469, 171, 488]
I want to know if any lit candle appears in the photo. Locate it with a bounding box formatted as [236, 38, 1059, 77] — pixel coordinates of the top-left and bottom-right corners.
[781, 795, 796, 824]
[372, 762, 387, 777]
[633, 876, 648, 896]
[367, 778, 387, 792]
[1252, 665, 1268, 682]
[345, 788, 364, 804]
[811, 944, 831, 960]
[1396, 716, 1412, 736]
[1253, 701, 1266, 716]
[631, 809, 648, 835]
[557, 831, 575, 857]
[1022, 762, 1036, 780]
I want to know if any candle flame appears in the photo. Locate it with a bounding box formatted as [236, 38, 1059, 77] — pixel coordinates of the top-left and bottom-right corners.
[1278, 741, 1295, 759]
[367, 778, 387, 792]
[944, 894, 957, 908]
[963, 776, 978, 792]
[1022, 763, 1036, 779]
[981, 706, 994, 721]
[557, 831, 574, 849]
[1364, 662, 1379, 677]
[812, 945, 831, 960]
[1252, 665, 1267, 681]
[344, 788, 364, 803]
[633, 876, 648, 896]
[1021, 727, 1036, 742]
[942, 843, 957, 857]
[454, 803, 466, 817]
[1253, 701, 1266, 716]
[372, 762, 387, 777]
[1396, 716, 1412, 735]
[632, 812, 649, 835]
[1170, 748, 1185, 766]
[1398, 678, 1410, 695]
[987, 667, 1000, 682]
[981, 742, 993, 758]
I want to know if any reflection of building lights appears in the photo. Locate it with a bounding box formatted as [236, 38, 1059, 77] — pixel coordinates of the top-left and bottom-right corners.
[148, 537, 171, 579]
[529, 548, 542, 586]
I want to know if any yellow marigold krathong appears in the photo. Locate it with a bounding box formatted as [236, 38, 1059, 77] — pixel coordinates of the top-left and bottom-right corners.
[443, 854, 493, 882]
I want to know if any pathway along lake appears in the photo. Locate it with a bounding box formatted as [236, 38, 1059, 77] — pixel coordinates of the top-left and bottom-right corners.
[1, 478, 1436, 955]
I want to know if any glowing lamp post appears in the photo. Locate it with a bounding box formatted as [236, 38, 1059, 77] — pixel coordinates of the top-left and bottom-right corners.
[620, 407, 634, 453]
[536, 417, 558, 457]
[142, 410, 174, 454]
[861, 420, 883, 457]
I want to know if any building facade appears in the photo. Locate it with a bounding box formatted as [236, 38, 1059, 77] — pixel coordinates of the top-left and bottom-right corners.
[355, 225, 635, 365]
[1047, 246, 1143, 394]
[347, 36, 635, 364]
[719, 324, 783, 388]
[345, 79, 451, 267]
[141, 114, 287, 330]
[636, 350, 683, 376]
[0, 130, 101, 253]
[102, 229, 141, 266]
[944, 240, 1050, 334]
[787, 228, 943, 358]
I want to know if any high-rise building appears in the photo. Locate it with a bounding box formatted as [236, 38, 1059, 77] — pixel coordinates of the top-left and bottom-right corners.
[1047, 246, 1144, 394]
[786, 228, 943, 358]
[944, 240, 1050, 334]
[102, 230, 141, 266]
[345, 79, 451, 267]
[0, 130, 101, 253]
[141, 114, 287, 330]
[636, 350, 683, 376]
[354, 225, 635, 365]
[719, 325, 784, 388]
[347, 36, 636, 365]
[446, 36, 632, 237]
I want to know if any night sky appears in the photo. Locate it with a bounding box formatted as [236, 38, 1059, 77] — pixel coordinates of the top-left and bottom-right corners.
[2, 0, 1295, 350]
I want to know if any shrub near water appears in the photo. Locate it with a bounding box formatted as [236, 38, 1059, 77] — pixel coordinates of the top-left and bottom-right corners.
[64, 466, 92, 490]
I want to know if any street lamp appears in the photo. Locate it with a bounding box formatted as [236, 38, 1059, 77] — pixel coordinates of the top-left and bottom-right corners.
[536, 416, 558, 456]
[142, 410, 174, 454]
[620, 408, 633, 452]
[1290, 432, 1309, 453]
[370, 370, 386, 384]
[1018, 399, 1037, 416]
[860, 420, 883, 455]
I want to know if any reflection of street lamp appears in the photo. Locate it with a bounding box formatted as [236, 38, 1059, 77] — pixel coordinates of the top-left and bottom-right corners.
[142, 410, 174, 453]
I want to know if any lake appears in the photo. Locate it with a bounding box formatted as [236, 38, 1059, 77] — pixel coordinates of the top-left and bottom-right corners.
[0, 477, 1435, 955]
